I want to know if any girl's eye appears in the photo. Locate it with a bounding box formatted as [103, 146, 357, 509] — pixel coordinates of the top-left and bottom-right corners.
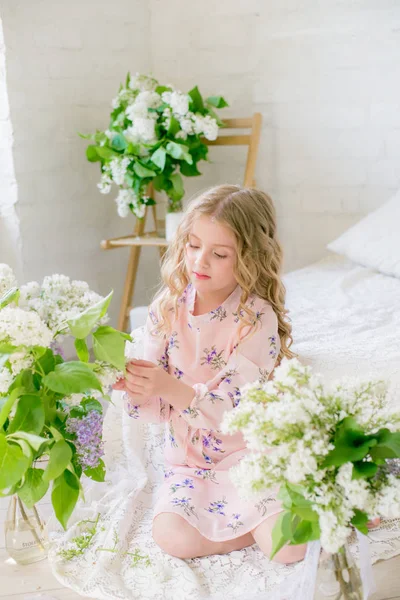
[188, 243, 199, 249]
[187, 242, 226, 259]
[214, 252, 227, 259]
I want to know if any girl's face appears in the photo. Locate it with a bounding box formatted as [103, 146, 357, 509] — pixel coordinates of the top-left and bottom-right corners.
[184, 215, 238, 296]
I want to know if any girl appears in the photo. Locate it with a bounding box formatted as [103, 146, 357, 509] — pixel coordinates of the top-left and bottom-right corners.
[113, 184, 302, 564]
[114, 183, 380, 562]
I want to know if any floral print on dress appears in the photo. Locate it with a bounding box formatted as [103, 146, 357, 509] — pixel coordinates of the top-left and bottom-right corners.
[194, 468, 219, 484]
[205, 391, 225, 404]
[269, 335, 278, 359]
[220, 368, 239, 384]
[227, 387, 241, 407]
[227, 513, 244, 534]
[210, 306, 228, 322]
[157, 350, 169, 372]
[174, 366, 184, 379]
[205, 496, 228, 516]
[258, 368, 270, 384]
[169, 478, 195, 495]
[168, 420, 178, 448]
[200, 346, 227, 370]
[191, 431, 200, 445]
[164, 469, 175, 479]
[171, 496, 199, 519]
[182, 405, 200, 419]
[126, 400, 140, 419]
[202, 431, 225, 464]
[169, 331, 180, 350]
[255, 495, 277, 517]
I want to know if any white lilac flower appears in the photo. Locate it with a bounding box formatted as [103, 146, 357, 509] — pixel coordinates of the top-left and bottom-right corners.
[161, 91, 190, 116]
[97, 171, 113, 194]
[317, 510, 352, 554]
[8, 351, 34, 376]
[0, 306, 53, 348]
[19, 276, 107, 335]
[193, 114, 218, 141]
[124, 118, 156, 144]
[128, 73, 158, 92]
[0, 264, 17, 297]
[115, 188, 145, 219]
[110, 157, 131, 186]
[0, 368, 13, 395]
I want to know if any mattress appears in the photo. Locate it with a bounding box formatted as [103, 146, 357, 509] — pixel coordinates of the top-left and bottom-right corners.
[283, 253, 400, 396]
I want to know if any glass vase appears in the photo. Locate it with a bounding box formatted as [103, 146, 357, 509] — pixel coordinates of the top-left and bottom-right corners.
[316, 541, 363, 600]
[4, 494, 49, 565]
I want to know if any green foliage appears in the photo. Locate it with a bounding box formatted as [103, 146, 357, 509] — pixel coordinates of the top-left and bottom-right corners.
[80, 74, 229, 216]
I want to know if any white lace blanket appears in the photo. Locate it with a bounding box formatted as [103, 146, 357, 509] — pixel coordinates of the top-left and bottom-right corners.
[47, 255, 400, 600]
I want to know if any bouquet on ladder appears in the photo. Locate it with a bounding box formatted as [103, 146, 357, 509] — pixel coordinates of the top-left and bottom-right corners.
[0, 264, 131, 564]
[221, 357, 400, 600]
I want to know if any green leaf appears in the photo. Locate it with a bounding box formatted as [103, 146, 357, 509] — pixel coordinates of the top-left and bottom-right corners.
[86, 145, 101, 162]
[75, 338, 90, 363]
[323, 417, 378, 467]
[110, 133, 127, 152]
[168, 173, 185, 202]
[167, 115, 180, 136]
[370, 431, 400, 460]
[180, 161, 201, 177]
[67, 291, 113, 339]
[270, 511, 293, 559]
[81, 397, 102, 413]
[51, 469, 80, 530]
[0, 433, 30, 488]
[7, 431, 48, 451]
[352, 461, 379, 479]
[0, 387, 23, 429]
[92, 326, 127, 372]
[291, 519, 313, 545]
[351, 509, 369, 535]
[188, 85, 205, 113]
[165, 141, 193, 164]
[43, 362, 102, 395]
[206, 95, 229, 109]
[8, 395, 45, 435]
[0, 287, 20, 309]
[0, 343, 17, 354]
[43, 439, 72, 482]
[133, 162, 157, 178]
[151, 147, 167, 171]
[36, 348, 56, 375]
[17, 468, 49, 508]
[95, 146, 119, 160]
[84, 458, 106, 482]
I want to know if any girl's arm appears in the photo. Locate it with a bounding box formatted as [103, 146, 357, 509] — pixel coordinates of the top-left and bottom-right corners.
[178, 304, 281, 432]
[123, 305, 172, 424]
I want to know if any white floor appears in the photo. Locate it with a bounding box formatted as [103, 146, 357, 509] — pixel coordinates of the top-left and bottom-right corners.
[1, 495, 400, 600]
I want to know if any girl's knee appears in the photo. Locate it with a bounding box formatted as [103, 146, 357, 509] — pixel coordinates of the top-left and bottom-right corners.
[152, 513, 196, 559]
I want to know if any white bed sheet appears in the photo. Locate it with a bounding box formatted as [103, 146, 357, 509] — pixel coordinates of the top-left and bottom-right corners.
[47, 254, 400, 600]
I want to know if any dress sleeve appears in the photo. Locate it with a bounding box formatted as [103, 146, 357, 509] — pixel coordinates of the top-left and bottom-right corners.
[123, 303, 171, 424]
[179, 302, 281, 432]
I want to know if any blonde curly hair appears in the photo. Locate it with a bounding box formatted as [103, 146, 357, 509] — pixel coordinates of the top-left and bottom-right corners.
[149, 184, 297, 365]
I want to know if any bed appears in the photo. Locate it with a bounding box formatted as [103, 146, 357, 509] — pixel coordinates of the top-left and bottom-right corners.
[46, 248, 400, 600]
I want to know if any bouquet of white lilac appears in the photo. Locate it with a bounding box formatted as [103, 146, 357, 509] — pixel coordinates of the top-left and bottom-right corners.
[0, 263, 131, 533]
[220, 357, 400, 558]
[80, 72, 229, 218]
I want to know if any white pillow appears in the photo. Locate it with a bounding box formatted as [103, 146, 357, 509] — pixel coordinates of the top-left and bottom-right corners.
[326, 190, 400, 278]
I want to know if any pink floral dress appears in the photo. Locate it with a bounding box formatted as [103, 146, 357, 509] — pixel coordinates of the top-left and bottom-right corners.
[124, 282, 282, 541]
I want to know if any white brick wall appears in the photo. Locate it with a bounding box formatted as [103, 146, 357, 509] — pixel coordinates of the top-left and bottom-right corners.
[0, 16, 23, 278]
[1, 0, 400, 327]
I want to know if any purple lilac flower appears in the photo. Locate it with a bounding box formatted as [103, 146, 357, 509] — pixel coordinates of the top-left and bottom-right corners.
[50, 339, 66, 359]
[65, 410, 104, 470]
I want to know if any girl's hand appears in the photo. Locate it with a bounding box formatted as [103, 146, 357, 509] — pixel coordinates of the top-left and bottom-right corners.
[114, 359, 195, 411]
[123, 359, 172, 398]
